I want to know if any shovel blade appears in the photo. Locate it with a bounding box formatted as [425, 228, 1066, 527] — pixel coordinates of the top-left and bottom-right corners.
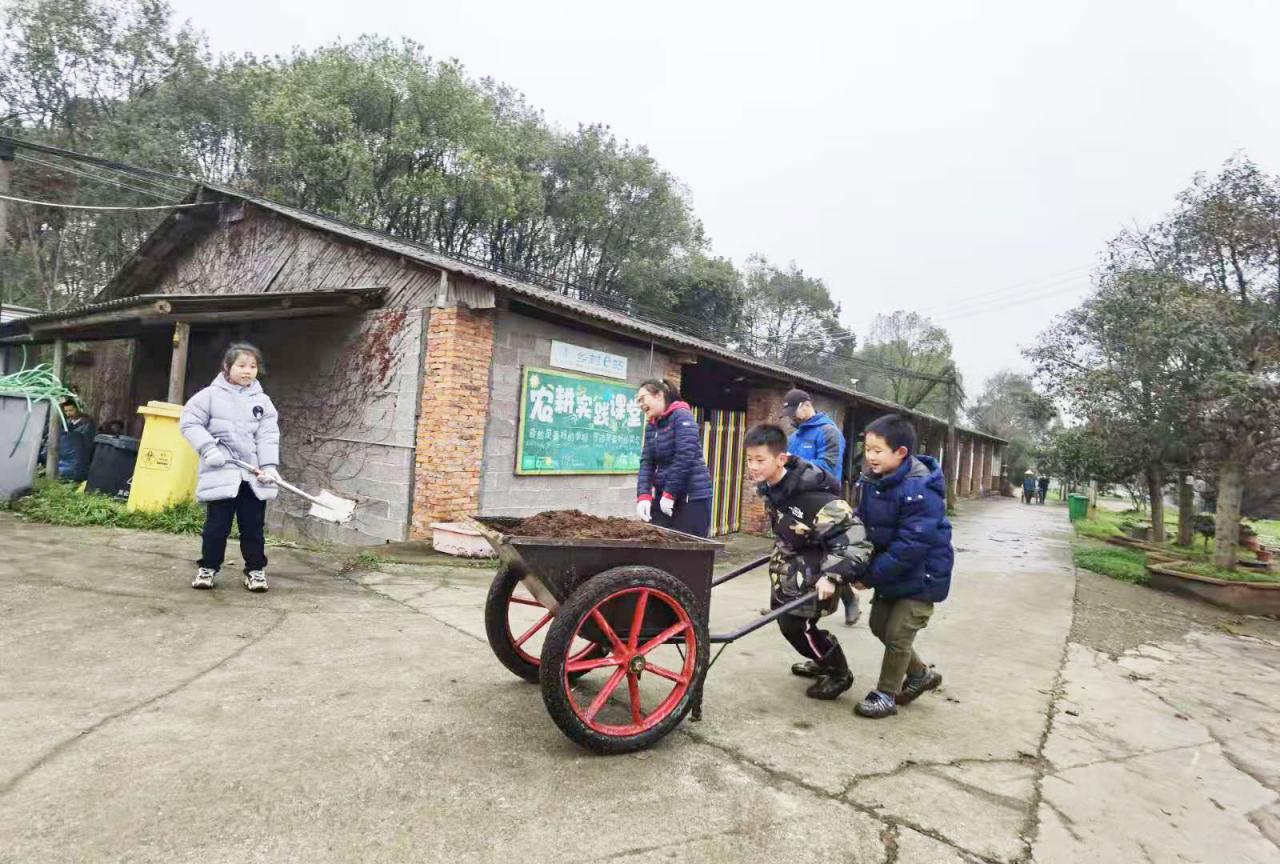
[308, 490, 356, 524]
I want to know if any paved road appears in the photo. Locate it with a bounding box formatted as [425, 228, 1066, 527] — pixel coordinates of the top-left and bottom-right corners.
[1, 499, 1276, 863]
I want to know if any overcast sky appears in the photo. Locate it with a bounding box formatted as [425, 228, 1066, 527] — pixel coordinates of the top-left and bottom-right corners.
[167, 0, 1280, 394]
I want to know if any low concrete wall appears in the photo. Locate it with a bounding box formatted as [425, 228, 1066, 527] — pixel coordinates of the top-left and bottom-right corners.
[1147, 565, 1280, 616]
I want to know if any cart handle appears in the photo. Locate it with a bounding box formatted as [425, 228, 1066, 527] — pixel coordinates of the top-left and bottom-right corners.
[711, 554, 771, 587]
[708, 590, 818, 644]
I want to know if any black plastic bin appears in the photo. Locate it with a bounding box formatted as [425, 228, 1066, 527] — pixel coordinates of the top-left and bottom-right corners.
[86, 434, 139, 498]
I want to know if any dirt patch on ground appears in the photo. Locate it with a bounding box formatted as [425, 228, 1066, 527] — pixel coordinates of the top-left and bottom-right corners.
[1071, 568, 1280, 657]
[513, 510, 675, 542]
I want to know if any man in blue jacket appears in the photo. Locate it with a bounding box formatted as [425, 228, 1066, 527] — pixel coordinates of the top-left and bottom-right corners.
[853, 413, 953, 719]
[781, 389, 859, 624]
[781, 389, 845, 481]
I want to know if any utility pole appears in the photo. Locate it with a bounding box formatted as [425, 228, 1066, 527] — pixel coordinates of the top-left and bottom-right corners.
[0, 139, 13, 255]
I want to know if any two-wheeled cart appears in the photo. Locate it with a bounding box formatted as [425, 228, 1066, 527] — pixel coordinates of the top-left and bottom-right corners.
[476, 516, 815, 754]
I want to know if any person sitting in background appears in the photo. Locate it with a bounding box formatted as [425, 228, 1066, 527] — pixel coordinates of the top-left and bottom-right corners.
[40, 399, 96, 482]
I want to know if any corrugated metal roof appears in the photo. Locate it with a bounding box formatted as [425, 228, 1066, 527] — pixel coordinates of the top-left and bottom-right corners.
[0, 289, 386, 342]
[0, 304, 40, 324]
[102, 182, 1004, 443]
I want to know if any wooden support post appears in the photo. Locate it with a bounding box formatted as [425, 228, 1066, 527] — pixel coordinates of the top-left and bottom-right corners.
[167, 322, 190, 404]
[945, 379, 958, 511]
[45, 338, 65, 481]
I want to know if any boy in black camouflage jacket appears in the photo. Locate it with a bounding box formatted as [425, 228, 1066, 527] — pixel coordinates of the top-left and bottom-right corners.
[747, 423, 873, 701]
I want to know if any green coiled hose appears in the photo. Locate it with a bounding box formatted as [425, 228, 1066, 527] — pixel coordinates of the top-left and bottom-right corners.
[0, 363, 81, 458]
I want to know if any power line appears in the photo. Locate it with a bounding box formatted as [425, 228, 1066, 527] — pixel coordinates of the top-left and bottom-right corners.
[0, 192, 216, 211]
[931, 276, 1092, 324]
[13, 152, 183, 200]
[934, 264, 1095, 308]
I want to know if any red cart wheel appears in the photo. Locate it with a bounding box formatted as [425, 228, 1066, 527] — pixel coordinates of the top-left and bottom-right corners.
[484, 566, 600, 683]
[540, 566, 709, 755]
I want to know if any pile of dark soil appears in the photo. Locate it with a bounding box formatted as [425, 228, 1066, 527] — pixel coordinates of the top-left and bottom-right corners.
[514, 509, 674, 542]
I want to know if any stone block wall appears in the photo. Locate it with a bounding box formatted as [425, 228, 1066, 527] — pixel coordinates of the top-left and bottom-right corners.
[253, 311, 422, 546]
[477, 311, 678, 520]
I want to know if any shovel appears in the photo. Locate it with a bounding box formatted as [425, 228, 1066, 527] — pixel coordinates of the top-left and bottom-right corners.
[227, 457, 356, 524]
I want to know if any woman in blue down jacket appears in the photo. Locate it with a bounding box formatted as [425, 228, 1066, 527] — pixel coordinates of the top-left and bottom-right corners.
[634, 378, 714, 537]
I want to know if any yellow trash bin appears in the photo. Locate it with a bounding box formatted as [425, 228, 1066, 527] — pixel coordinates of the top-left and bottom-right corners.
[126, 401, 199, 512]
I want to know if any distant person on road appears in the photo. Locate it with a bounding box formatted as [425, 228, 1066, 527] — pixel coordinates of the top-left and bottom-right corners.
[780, 388, 861, 627]
[746, 423, 871, 702]
[181, 343, 281, 593]
[1037, 475, 1050, 504]
[854, 414, 952, 719]
[1023, 470, 1037, 504]
[634, 378, 713, 538]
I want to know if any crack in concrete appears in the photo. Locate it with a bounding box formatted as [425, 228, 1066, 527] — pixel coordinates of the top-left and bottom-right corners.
[1013, 612, 1073, 862]
[0, 608, 288, 800]
[678, 727, 1004, 864]
[843, 754, 1042, 795]
[565, 821, 775, 864]
[1124, 668, 1279, 798]
[1040, 798, 1083, 844]
[333, 569, 486, 646]
[913, 764, 1029, 812]
[1047, 739, 1215, 776]
[880, 824, 900, 864]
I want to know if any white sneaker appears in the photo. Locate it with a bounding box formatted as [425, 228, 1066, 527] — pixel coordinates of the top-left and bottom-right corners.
[243, 570, 268, 592]
[192, 568, 216, 589]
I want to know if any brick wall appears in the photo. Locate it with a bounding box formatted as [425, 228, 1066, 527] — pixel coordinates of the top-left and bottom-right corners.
[411, 306, 496, 537]
[742, 384, 787, 533]
[478, 312, 677, 520]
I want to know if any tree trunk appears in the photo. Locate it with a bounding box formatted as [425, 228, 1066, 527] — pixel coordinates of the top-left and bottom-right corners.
[1146, 465, 1166, 544]
[1212, 459, 1244, 570]
[1176, 475, 1195, 547]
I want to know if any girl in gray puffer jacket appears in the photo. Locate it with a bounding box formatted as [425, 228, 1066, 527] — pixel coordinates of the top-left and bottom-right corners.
[180, 343, 281, 593]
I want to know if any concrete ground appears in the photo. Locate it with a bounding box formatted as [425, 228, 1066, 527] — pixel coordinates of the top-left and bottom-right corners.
[1, 498, 1277, 864]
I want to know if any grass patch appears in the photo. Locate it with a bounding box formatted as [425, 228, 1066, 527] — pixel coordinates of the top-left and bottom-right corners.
[1176, 562, 1280, 585]
[1245, 519, 1280, 548]
[11, 481, 208, 535]
[1072, 539, 1151, 585]
[1072, 508, 1132, 541]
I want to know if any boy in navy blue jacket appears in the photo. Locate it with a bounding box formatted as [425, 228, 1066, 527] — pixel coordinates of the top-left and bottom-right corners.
[853, 414, 953, 719]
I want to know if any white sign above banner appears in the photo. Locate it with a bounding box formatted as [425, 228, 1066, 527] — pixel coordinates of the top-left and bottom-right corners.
[549, 340, 628, 380]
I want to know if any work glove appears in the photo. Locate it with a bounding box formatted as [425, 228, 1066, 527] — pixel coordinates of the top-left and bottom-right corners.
[202, 446, 227, 469]
[636, 499, 652, 522]
[659, 494, 676, 517]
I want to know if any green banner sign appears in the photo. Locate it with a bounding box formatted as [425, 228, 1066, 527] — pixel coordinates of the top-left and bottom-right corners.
[516, 367, 646, 475]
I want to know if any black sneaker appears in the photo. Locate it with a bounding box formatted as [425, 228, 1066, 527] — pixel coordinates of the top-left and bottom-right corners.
[855, 690, 899, 718]
[791, 660, 824, 679]
[897, 669, 942, 705]
[806, 671, 854, 700]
